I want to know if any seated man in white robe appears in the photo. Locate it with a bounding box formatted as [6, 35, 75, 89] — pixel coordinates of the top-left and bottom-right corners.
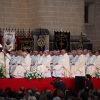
[68, 51, 73, 61]
[85, 50, 96, 71]
[10, 50, 24, 76]
[52, 49, 70, 77]
[83, 49, 90, 64]
[86, 50, 100, 77]
[13, 52, 31, 78]
[29, 50, 33, 57]
[37, 50, 52, 77]
[70, 50, 78, 66]
[31, 51, 44, 70]
[50, 51, 57, 64]
[3, 49, 11, 78]
[10, 49, 16, 64]
[9, 52, 18, 74]
[25, 49, 32, 58]
[50, 51, 55, 62]
[50, 50, 62, 74]
[31, 51, 39, 68]
[71, 49, 85, 77]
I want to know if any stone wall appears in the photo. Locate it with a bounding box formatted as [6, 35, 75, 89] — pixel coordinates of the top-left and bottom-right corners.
[1, 0, 100, 50]
[0, 0, 32, 30]
[85, 0, 100, 50]
[33, 0, 84, 35]
[0, 0, 84, 34]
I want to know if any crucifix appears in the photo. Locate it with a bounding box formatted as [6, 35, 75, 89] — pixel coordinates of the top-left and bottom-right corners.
[59, 40, 64, 50]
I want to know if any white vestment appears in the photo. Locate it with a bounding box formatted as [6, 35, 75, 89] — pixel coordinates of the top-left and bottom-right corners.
[51, 55, 56, 64]
[4, 53, 11, 78]
[10, 55, 15, 63]
[13, 55, 31, 77]
[9, 56, 18, 73]
[37, 55, 52, 77]
[84, 53, 90, 64]
[50, 55, 62, 73]
[85, 55, 96, 72]
[53, 53, 70, 77]
[69, 54, 73, 61]
[70, 55, 79, 66]
[10, 56, 24, 76]
[37, 55, 44, 64]
[31, 55, 44, 70]
[86, 55, 100, 77]
[71, 54, 85, 77]
[31, 55, 39, 66]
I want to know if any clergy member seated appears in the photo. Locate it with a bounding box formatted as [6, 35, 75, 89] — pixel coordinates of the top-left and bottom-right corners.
[31, 51, 44, 70]
[86, 50, 100, 77]
[52, 49, 70, 78]
[9, 52, 18, 75]
[10, 49, 16, 64]
[50, 50, 62, 74]
[85, 50, 96, 71]
[83, 49, 90, 64]
[70, 49, 85, 77]
[70, 50, 78, 66]
[10, 50, 24, 76]
[12, 52, 31, 78]
[36, 50, 52, 78]
[31, 51, 39, 68]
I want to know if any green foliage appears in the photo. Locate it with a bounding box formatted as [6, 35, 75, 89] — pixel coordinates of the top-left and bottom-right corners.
[96, 72, 100, 78]
[0, 64, 6, 78]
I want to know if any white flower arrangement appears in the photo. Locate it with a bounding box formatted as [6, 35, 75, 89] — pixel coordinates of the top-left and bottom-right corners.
[96, 72, 100, 78]
[24, 69, 45, 80]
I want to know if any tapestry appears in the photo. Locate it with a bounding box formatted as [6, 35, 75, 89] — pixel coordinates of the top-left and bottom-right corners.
[3, 30, 15, 51]
[54, 31, 70, 51]
[20, 37, 34, 50]
[37, 29, 45, 51]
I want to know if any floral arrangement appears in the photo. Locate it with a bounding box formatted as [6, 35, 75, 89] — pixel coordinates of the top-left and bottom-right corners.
[24, 69, 45, 80]
[0, 64, 6, 78]
[96, 72, 100, 78]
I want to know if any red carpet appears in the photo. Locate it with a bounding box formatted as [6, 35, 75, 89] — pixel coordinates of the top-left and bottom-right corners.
[0, 78, 100, 92]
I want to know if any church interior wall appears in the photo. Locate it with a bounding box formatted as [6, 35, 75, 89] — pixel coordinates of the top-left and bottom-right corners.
[0, 0, 100, 50]
[0, 0, 84, 33]
[85, 0, 100, 50]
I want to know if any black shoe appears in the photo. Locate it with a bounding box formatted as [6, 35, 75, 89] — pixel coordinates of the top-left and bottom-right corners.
[52, 76, 56, 78]
[10, 76, 14, 78]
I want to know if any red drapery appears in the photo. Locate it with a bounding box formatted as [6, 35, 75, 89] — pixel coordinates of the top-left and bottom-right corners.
[15, 36, 34, 50]
[0, 78, 100, 92]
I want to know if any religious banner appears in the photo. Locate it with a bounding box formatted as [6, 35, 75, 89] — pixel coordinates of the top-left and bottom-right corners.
[37, 29, 45, 51]
[3, 30, 15, 51]
[54, 31, 70, 51]
[20, 37, 34, 50]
